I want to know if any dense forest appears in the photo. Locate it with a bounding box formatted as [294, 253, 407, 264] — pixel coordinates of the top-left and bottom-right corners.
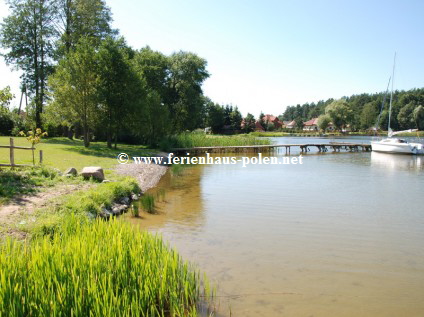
[1, 0, 423, 146]
[280, 88, 424, 132]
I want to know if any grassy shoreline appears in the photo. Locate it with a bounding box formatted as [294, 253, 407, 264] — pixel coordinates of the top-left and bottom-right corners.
[0, 174, 213, 316]
[0, 136, 217, 316]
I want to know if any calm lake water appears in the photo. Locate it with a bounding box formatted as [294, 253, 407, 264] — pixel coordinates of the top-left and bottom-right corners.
[128, 136, 424, 317]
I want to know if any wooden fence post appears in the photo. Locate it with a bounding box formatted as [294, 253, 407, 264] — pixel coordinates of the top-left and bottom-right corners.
[39, 150, 43, 164]
[9, 138, 15, 167]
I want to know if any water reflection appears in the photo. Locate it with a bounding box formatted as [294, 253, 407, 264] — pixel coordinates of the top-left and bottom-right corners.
[127, 166, 206, 231]
[371, 152, 424, 171]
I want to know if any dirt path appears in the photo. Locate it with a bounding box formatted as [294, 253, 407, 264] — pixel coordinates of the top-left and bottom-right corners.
[0, 183, 95, 225]
[0, 161, 167, 232]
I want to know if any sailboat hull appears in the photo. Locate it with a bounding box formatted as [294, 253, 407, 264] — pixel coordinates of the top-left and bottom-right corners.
[371, 139, 424, 155]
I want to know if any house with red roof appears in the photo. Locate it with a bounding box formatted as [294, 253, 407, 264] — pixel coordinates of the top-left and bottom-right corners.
[303, 118, 319, 131]
[262, 114, 283, 129]
[284, 120, 296, 129]
[255, 121, 265, 131]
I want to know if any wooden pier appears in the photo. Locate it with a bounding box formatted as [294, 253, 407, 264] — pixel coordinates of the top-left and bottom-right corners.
[173, 142, 372, 155]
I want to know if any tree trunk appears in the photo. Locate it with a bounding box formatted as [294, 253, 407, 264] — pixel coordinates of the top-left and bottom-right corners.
[107, 110, 112, 148]
[33, 4, 41, 129]
[84, 127, 90, 147]
[114, 126, 118, 149]
[107, 133, 112, 148]
[67, 126, 73, 139]
[83, 112, 90, 147]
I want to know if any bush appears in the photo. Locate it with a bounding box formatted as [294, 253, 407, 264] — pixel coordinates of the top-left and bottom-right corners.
[0, 107, 14, 135]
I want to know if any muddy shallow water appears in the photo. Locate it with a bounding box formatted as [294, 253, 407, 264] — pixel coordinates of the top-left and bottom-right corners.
[127, 137, 424, 317]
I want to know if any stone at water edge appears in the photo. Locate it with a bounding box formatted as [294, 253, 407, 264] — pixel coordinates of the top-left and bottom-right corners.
[81, 166, 105, 181]
[112, 204, 129, 216]
[120, 196, 130, 205]
[64, 167, 77, 176]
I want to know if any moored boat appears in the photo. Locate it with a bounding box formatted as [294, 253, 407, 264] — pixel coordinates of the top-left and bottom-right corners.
[371, 138, 424, 154]
[371, 54, 424, 155]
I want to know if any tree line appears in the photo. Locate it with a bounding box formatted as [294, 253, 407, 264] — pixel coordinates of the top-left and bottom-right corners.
[280, 88, 424, 131]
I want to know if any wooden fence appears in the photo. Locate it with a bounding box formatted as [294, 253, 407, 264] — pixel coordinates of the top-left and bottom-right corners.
[0, 138, 43, 167]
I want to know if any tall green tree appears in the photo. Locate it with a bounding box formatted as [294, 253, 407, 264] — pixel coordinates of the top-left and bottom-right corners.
[229, 106, 242, 130]
[413, 105, 424, 130]
[131, 47, 171, 145]
[360, 101, 379, 130]
[133, 46, 169, 97]
[1, 0, 58, 129]
[317, 114, 331, 132]
[166, 51, 209, 132]
[97, 37, 139, 148]
[242, 113, 255, 133]
[325, 99, 353, 131]
[205, 101, 224, 133]
[56, 0, 115, 56]
[397, 102, 416, 130]
[48, 37, 99, 147]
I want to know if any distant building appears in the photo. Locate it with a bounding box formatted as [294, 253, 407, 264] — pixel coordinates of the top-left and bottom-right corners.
[303, 118, 319, 131]
[255, 121, 265, 132]
[284, 120, 296, 129]
[262, 114, 282, 129]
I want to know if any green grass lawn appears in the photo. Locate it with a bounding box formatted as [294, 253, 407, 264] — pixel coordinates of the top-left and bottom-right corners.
[0, 137, 157, 205]
[0, 136, 157, 171]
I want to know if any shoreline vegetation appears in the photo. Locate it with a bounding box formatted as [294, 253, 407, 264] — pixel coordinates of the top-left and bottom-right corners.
[1, 134, 248, 316]
[0, 218, 212, 316]
[159, 131, 271, 150]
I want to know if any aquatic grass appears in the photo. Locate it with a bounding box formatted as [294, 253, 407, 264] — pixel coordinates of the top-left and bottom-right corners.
[156, 188, 167, 202]
[140, 193, 156, 214]
[131, 204, 140, 217]
[0, 218, 206, 316]
[160, 132, 270, 150]
[171, 163, 185, 176]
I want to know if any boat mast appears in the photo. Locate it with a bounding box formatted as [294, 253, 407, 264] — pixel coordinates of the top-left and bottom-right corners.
[387, 53, 396, 137]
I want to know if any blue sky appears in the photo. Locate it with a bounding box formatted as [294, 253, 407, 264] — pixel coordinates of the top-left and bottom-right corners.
[1, 0, 424, 117]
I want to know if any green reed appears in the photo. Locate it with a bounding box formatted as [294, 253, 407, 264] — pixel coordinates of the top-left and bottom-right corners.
[131, 204, 140, 217]
[156, 188, 167, 202]
[160, 132, 270, 150]
[0, 218, 207, 316]
[140, 193, 156, 214]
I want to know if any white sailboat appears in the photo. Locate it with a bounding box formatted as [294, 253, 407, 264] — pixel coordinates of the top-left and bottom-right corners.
[371, 54, 424, 155]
